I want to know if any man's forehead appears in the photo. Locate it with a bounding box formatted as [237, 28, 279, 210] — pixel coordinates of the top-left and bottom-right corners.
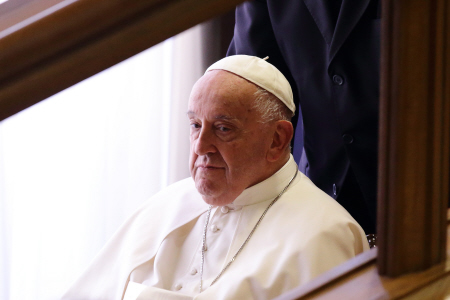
[192, 74, 254, 115]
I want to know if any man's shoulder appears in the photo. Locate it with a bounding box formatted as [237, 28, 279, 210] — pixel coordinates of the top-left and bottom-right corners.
[105, 177, 207, 254]
[144, 176, 203, 207]
[61, 178, 207, 300]
[157, 177, 197, 195]
[290, 172, 352, 214]
[275, 172, 365, 234]
[263, 172, 368, 253]
[154, 177, 197, 197]
[141, 177, 199, 207]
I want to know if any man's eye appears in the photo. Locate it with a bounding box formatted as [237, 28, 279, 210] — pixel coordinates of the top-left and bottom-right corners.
[190, 123, 201, 129]
[217, 126, 231, 132]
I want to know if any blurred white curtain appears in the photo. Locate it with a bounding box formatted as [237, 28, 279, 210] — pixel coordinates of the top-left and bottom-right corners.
[0, 21, 220, 300]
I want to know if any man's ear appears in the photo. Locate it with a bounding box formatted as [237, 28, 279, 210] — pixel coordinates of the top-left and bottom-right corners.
[266, 120, 294, 162]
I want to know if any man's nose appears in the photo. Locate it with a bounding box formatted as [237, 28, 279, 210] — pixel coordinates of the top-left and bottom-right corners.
[194, 128, 217, 155]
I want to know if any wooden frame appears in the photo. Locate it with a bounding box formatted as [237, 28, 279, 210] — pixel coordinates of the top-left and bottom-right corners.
[0, 0, 244, 121]
[0, 0, 449, 298]
[377, 0, 450, 276]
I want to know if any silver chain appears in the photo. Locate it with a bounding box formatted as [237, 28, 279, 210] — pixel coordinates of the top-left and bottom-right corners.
[199, 204, 212, 293]
[199, 166, 298, 292]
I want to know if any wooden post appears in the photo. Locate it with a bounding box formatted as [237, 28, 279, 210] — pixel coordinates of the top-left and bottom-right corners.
[377, 0, 450, 276]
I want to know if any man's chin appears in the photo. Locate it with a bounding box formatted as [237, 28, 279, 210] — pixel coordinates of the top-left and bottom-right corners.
[195, 186, 231, 206]
[201, 196, 235, 206]
[194, 179, 237, 206]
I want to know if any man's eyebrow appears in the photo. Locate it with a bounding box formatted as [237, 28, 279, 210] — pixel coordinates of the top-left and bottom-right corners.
[214, 115, 237, 121]
[186, 111, 237, 121]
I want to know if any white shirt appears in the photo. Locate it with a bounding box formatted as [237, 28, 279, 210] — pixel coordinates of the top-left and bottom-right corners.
[130, 160, 295, 296]
[63, 155, 369, 300]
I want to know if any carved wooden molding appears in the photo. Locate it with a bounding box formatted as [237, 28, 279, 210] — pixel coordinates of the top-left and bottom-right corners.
[0, 0, 244, 121]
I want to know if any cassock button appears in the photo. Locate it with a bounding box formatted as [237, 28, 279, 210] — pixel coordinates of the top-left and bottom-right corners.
[175, 283, 182, 291]
[342, 134, 354, 144]
[210, 224, 219, 232]
[332, 75, 344, 85]
[221, 206, 229, 214]
[190, 268, 198, 275]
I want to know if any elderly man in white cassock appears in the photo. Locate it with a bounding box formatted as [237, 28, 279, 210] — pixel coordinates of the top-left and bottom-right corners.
[62, 55, 369, 300]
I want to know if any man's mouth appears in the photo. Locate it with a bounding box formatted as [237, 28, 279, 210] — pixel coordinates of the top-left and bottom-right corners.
[198, 165, 222, 169]
[196, 163, 225, 171]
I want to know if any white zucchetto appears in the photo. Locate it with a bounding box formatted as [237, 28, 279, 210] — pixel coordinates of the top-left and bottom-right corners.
[205, 55, 295, 115]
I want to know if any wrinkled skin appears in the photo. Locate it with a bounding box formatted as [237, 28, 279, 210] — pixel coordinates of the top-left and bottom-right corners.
[188, 70, 291, 206]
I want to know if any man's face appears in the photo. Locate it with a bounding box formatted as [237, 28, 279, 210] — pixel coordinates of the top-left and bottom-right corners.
[188, 70, 274, 206]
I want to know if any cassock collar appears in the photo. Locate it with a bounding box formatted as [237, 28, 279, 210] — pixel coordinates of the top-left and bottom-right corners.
[228, 154, 298, 208]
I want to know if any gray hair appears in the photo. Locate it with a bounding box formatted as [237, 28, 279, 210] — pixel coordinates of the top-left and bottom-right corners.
[253, 87, 294, 123]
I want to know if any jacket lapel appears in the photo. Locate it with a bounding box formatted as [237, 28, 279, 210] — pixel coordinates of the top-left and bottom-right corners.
[303, 0, 371, 64]
[303, 0, 336, 46]
[328, 0, 371, 63]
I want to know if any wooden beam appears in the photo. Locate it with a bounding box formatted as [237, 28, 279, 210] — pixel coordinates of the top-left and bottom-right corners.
[0, 0, 244, 121]
[377, 0, 450, 276]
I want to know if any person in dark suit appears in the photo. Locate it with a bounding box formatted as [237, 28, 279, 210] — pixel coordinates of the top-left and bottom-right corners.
[228, 0, 381, 235]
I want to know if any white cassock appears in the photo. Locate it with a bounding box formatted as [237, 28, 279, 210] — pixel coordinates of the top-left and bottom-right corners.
[62, 155, 369, 300]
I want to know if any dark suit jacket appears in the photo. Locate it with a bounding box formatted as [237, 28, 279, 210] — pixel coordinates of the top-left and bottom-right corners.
[228, 0, 380, 233]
